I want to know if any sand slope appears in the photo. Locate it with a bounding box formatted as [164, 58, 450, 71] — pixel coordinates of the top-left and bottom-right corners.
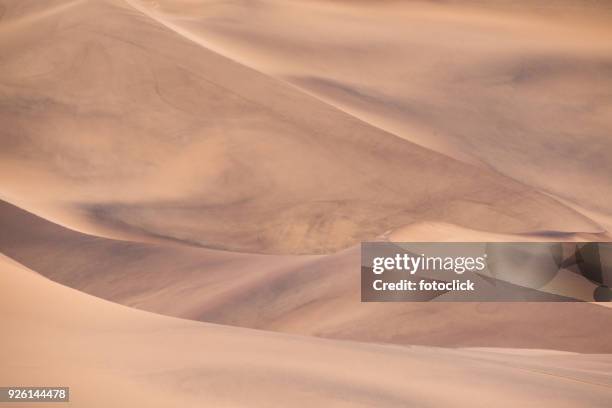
[0, 0, 607, 255]
[1, 2, 612, 404]
[141, 0, 612, 227]
[3, 199, 612, 353]
[2, 255, 612, 407]
[1, 0, 611, 398]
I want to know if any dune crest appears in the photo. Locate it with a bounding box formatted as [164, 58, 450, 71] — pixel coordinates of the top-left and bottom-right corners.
[1, 0, 608, 254]
[1, 2, 612, 405]
[3, 255, 612, 407]
[2, 199, 612, 353]
[133, 0, 612, 231]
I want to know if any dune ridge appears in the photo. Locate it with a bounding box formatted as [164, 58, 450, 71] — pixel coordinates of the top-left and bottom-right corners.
[132, 0, 612, 229]
[2, 199, 612, 353]
[1, 0, 609, 255]
[2, 255, 612, 407]
[1, 1, 612, 405]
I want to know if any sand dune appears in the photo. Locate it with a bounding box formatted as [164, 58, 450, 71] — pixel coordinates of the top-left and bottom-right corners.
[2, 199, 612, 353]
[136, 0, 612, 231]
[0, 0, 607, 255]
[1, 1, 611, 405]
[2, 255, 612, 407]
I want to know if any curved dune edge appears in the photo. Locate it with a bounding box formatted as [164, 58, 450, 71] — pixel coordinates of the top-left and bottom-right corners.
[386, 221, 610, 243]
[1, 0, 609, 255]
[1, 2, 611, 405]
[130, 0, 612, 229]
[2, 199, 612, 353]
[2, 254, 612, 407]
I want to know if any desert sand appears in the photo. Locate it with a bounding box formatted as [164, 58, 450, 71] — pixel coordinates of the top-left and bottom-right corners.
[3, 255, 612, 407]
[2, 199, 612, 353]
[1, 0, 612, 406]
[1, 0, 610, 254]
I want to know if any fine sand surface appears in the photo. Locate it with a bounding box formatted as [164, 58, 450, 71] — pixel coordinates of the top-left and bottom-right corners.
[1, 0, 609, 254]
[136, 0, 612, 228]
[1, 1, 612, 406]
[3, 199, 612, 353]
[2, 255, 612, 407]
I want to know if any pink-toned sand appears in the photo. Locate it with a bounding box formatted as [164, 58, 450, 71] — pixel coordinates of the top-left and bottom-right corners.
[2, 199, 612, 353]
[1, 1, 611, 406]
[3, 255, 612, 407]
